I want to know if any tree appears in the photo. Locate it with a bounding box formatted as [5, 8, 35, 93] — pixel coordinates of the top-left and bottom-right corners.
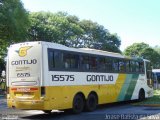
[0, 0, 29, 72]
[124, 42, 149, 57]
[124, 43, 160, 68]
[79, 20, 121, 53]
[28, 12, 84, 45]
[103, 33, 121, 53]
[28, 12, 121, 53]
[0, 0, 29, 42]
[0, 57, 5, 75]
[154, 46, 160, 55]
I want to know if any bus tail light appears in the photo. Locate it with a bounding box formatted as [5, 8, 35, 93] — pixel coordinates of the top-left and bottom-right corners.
[41, 87, 45, 96]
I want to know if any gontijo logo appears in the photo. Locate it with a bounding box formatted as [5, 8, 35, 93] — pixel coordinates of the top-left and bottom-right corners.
[16, 46, 32, 57]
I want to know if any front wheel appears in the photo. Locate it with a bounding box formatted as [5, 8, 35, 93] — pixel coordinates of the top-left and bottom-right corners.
[72, 94, 84, 114]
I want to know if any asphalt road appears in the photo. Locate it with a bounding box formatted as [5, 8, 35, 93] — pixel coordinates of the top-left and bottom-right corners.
[0, 96, 160, 120]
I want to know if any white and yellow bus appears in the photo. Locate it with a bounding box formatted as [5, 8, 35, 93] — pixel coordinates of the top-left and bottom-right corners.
[7, 41, 153, 113]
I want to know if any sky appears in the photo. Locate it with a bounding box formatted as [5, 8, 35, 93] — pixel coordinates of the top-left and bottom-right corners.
[21, 0, 160, 51]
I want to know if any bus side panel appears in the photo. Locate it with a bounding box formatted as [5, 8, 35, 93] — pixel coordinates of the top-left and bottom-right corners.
[98, 74, 126, 104]
[42, 73, 141, 110]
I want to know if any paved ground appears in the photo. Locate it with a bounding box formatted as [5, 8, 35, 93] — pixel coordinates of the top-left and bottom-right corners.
[0, 96, 160, 120]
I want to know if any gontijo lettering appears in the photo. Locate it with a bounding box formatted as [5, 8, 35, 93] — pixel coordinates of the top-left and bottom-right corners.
[11, 59, 37, 65]
[87, 75, 114, 81]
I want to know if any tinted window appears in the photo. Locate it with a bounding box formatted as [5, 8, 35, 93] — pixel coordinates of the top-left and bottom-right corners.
[48, 50, 62, 70]
[135, 61, 140, 72]
[48, 48, 145, 74]
[130, 61, 136, 72]
[63, 53, 79, 69]
[113, 59, 119, 72]
[89, 56, 98, 70]
[98, 57, 106, 71]
[119, 60, 126, 72]
[106, 58, 113, 72]
[126, 60, 130, 72]
[81, 56, 90, 70]
[139, 62, 144, 72]
[48, 51, 55, 69]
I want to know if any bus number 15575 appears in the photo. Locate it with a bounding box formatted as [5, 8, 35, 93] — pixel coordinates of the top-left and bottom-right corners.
[51, 75, 75, 81]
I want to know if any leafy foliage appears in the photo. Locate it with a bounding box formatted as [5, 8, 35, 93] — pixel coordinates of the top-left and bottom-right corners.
[0, 0, 29, 72]
[0, 0, 29, 42]
[124, 43, 160, 68]
[28, 12, 121, 53]
[28, 12, 83, 44]
[154, 46, 160, 55]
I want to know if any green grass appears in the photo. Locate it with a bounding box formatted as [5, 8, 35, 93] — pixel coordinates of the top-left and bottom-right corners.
[133, 90, 160, 106]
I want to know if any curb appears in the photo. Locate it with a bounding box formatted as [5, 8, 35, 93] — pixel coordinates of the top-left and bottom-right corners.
[140, 104, 160, 107]
[132, 104, 160, 107]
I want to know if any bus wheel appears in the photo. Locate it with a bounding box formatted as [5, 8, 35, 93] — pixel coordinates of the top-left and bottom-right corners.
[43, 110, 52, 114]
[138, 89, 145, 101]
[86, 93, 98, 112]
[73, 94, 84, 114]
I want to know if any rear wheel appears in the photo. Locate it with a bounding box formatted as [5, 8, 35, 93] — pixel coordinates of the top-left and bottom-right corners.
[138, 89, 145, 101]
[85, 93, 98, 112]
[72, 94, 84, 114]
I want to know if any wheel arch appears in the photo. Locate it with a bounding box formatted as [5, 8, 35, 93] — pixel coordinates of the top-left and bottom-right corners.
[139, 88, 145, 95]
[138, 88, 145, 100]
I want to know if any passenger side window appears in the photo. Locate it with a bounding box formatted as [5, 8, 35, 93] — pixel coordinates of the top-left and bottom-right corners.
[81, 56, 90, 70]
[135, 61, 140, 72]
[48, 50, 63, 70]
[119, 60, 126, 72]
[126, 60, 130, 72]
[89, 56, 98, 70]
[48, 48, 145, 74]
[99, 57, 106, 71]
[113, 59, 119, 72]
[139, 62, 144, 73]
[130, 61, 136, 72]
[105, 58, 113, 72]
[63, 53, 79, 69]
[48, 51, 55, 69]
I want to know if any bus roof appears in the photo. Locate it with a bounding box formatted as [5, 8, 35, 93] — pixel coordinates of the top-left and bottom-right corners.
[79, 48, 122, 56]
[43, 41, 124, 58]
[9, 41, 145, 60]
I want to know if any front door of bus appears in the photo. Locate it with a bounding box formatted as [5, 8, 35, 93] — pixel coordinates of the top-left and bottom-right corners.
[145, 61, 153, 87]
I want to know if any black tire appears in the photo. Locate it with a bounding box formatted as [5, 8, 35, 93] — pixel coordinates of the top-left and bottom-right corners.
[138, 89, 145, 101]
[72, 94, 84, 114]
[43, 110, 52, 114]
[85, 93, 98, 112]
